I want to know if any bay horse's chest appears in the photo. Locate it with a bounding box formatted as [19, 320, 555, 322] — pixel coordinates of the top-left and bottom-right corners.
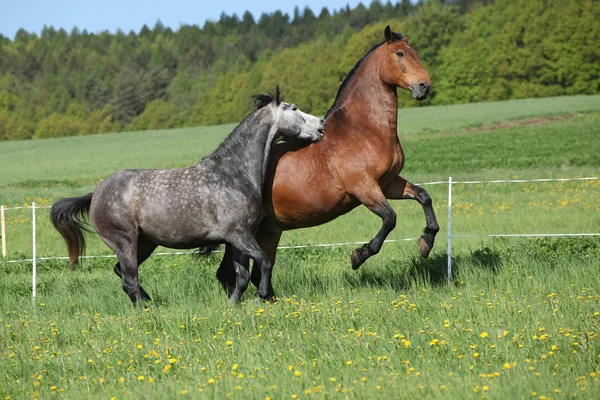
[362, 131, 405, 189]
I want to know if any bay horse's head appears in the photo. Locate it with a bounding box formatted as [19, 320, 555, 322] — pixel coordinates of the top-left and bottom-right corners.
[254, 86, 326, 143]
[379, 26, 431, 100]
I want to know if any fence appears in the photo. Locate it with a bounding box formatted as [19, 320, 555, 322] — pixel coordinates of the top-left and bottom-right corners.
[1, 176, 599, 302]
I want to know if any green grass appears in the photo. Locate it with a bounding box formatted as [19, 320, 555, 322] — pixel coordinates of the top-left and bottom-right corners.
[1, 96, 600, 399]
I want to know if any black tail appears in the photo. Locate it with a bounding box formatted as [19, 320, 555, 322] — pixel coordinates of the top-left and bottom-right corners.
[50, 193, 93, 269]
[194, 244, 221, 257]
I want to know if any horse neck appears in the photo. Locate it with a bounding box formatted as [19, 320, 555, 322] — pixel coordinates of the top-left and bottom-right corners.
[333, 52, 399, 132]
[204, 108, 277, 192]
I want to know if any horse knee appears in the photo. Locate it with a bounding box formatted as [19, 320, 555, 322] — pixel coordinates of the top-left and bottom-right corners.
[383, 208, 396, 231]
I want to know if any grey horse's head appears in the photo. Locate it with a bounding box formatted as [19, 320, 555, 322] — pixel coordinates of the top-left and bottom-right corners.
[254, 86, 326, 143]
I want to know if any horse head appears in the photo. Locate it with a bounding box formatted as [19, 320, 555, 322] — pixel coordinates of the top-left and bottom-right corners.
[255, 86, 326, 143]
[379, 26, 432, 100]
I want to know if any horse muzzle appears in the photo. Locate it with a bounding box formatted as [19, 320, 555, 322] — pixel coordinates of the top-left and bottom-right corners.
[411, 82, 431, 101]
[313, 119, 326, 142]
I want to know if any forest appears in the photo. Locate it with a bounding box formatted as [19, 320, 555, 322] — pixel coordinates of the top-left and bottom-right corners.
[0, 0, 598, 140]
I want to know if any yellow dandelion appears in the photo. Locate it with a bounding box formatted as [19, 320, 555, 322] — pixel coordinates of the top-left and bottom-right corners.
[137, 376, 144, 381]
[480, 332, 488, 338]
[346, 360, 353, 366]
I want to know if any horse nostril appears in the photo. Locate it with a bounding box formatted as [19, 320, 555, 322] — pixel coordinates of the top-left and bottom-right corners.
[419, 82, 428, 91]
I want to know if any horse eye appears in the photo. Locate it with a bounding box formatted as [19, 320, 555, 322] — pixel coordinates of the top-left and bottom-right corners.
[396, 52, 405, 58]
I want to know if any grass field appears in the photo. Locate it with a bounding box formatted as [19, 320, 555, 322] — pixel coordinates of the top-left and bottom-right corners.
[1, 96, 600, 399]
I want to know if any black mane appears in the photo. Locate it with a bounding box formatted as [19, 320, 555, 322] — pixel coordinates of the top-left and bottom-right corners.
[324, 41, 385, 119]
[252, 93, 275, 109]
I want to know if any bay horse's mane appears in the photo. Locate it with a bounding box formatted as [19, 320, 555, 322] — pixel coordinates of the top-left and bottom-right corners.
[324, 31, 404, 119]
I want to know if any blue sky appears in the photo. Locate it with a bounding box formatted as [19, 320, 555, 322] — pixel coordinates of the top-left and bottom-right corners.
[1, 0, 367, 39]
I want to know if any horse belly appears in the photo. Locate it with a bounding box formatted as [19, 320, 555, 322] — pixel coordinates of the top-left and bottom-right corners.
[271, 176, 355, 230]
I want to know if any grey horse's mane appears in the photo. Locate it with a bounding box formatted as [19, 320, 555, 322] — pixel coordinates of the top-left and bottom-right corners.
[252, 92, 276, 109]
[202, 92, 275, 163]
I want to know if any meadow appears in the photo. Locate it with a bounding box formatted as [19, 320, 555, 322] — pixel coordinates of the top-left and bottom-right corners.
[1, 96, 599, 399]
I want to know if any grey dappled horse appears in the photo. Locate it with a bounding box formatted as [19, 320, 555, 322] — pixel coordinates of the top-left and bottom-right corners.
[50, 87, 326, 304]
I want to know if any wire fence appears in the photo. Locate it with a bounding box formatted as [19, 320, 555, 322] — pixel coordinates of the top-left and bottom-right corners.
[1, 176, 599, 302]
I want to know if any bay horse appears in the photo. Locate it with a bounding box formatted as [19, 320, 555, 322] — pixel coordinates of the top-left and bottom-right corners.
[217, 26, 440, 298]
[50, 87, 326, 304]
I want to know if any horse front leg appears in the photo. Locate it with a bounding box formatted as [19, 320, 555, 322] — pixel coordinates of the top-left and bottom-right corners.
[250, 220, 282, 298]
[348, 183, 396, 270]
[216, 244, 237, 297]
[229, 232, 275, 302]
[382, 175, 440, 258]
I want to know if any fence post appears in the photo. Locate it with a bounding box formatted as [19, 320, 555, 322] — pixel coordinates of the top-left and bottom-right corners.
[32, 202, 37, 303]
[1, 205, 6, 257]
[447, 177, 452, 282]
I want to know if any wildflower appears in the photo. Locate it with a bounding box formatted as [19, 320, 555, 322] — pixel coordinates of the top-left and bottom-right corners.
[480, 332, 488, 339]
[138, 376, 144, 381]
[346, 360, 353, 366]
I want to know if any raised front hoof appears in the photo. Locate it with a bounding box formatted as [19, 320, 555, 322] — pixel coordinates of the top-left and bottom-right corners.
[351, 245, 369, 270]
[418, 235, 434, 258]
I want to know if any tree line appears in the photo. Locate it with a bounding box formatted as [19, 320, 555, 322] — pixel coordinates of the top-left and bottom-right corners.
[0, 0, 597, 141]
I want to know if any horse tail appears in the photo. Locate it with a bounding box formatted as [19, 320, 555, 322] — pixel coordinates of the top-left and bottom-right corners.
[194, 244, 220, 257]
[50, 193, 93, 269]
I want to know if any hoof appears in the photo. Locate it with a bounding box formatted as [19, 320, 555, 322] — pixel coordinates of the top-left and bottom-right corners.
[351, 245, 369, 270]
[418, 235, 433, 258]
[228, 294, 241, 304]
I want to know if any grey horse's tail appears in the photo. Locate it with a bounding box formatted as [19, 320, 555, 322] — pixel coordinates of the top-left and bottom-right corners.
[50, 193, 93, 269]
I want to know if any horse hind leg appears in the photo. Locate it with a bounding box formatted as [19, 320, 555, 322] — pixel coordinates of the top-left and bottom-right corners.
[100, 233, 150, 305]
[383, 175, 440, 258]
[112, 238, 157, 302]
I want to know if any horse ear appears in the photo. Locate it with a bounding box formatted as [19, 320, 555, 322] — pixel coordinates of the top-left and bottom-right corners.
[384, 26, 393, 43]
[402, 35, 409, 44]
[274, 86, 281, 105]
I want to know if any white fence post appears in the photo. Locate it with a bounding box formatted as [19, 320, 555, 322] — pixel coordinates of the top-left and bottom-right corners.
[32, 203, 37, 303]
[1, 205, 6, 257]
[447, 177, 453, 282]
